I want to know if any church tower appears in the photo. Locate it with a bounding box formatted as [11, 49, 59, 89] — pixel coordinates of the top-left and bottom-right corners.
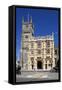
[21, 16, 34, 70]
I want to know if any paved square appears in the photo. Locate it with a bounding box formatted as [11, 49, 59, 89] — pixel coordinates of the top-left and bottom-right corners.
[16, 71, 59, 82]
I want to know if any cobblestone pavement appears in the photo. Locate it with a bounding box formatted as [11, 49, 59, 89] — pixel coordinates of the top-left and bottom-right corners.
[16, 71, 59, 82]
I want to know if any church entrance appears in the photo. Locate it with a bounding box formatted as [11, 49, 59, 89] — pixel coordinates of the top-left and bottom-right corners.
[37, 61, 43, 69]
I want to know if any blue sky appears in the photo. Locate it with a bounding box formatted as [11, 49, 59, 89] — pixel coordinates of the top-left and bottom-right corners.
[16, 7, 59, 61]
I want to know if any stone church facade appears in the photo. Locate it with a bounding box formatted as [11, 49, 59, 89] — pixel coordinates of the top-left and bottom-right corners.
[20, 16, 55, 71]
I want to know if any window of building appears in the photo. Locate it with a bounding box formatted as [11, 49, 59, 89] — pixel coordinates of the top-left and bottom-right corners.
[31, 50, 34, 54]
[31, 57, 34, 61]
[37, 50, 41, 54]
[46, 49, 50, 54]
[31, 42, 34, 48]
[31, 60, 33, 64]
[31, 57, 34, 65]
[46, 56, 50, 62]
[45, 57, 52, 69]
[26, 24, 28, 28]
[45, 60, 47, 63]
[46, 40, 50, 47]
[25, 35, 28, 38]
[41, 49, 44, 53]
[37, 41, 41, 48]
[46, 56, 50, 58]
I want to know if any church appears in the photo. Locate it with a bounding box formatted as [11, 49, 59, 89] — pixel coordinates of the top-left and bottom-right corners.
[20, 16, 55, 71]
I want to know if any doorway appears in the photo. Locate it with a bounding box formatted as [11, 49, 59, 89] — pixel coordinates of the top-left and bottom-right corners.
[37, 61, 43, 69]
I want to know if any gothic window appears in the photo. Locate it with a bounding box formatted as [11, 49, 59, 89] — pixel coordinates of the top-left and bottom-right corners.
[25, 35, 28, 38]
[37, 41, 41, 48]
[37, 50, 41, 54]
[41, 49, 44, 53]
[45, 57, 52, 69]
[31, 57, 34, 65]
[31, 42, 34, 48]
[31, 50, 34, 54]
[46, 56, 50, 59]
[46, 40, 50, 47]
[46, 49, 50, 54]
[31, 57, 34, 61]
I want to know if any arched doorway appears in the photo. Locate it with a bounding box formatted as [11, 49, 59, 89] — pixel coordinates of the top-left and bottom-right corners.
[37, 61, 43, 69]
